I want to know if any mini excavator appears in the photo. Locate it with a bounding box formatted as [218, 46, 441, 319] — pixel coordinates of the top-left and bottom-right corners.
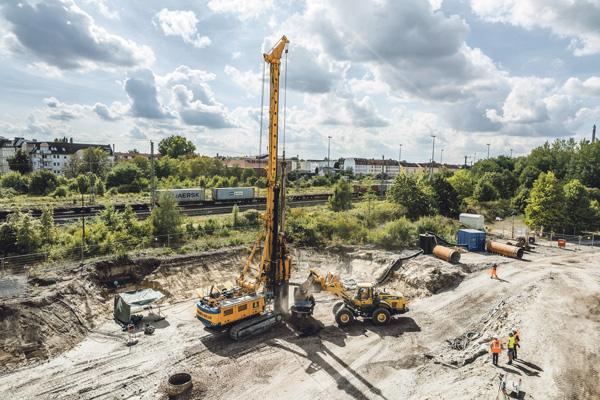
[196, 36, 291, 340]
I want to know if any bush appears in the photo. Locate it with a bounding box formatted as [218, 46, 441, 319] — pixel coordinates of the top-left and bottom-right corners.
[1, 171, 29, 194]
[53, 186, 68, 198]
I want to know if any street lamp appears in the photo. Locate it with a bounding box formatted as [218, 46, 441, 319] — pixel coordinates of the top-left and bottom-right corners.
[399, 144, 402, 163]
[487, 143, 490, 159]
[327, 136, 332, 176]
[441, 149, 443, 165]
[510, 148, 513, 158]
[474, 152, 477, 164]
[430, 133, 436, 174]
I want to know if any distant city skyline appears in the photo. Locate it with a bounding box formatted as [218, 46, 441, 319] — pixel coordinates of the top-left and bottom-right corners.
[1, 0, 599, 165]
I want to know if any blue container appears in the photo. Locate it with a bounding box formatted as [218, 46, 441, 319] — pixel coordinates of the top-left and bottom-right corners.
[457, 229, 486, 252]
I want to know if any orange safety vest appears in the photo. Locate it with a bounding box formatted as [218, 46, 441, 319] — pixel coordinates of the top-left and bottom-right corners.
[514, 332, 520, 344]
[508, 337, 515, 349]
[491, 340, 501, 353]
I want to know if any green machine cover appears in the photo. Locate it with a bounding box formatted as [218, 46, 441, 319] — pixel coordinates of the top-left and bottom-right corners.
[113, 288, 165, 324]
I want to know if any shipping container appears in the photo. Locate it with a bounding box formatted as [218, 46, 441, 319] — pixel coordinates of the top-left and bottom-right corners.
[457, 229, 486, 252]
[155, 189, 205, 203]
[459, 213, 485, 230]
[211, 187, 255, 201]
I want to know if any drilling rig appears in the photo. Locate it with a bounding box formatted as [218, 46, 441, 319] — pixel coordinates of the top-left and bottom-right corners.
[196, 36, 291, 340]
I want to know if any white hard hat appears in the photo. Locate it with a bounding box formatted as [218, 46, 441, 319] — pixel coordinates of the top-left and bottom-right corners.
[493, 335, 498, 339]
[511, 327, 517, 331]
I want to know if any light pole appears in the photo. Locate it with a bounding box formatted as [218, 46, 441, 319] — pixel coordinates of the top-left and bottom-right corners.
[510, 148, 513, 158]
[474, 152, 477, 164]
[430, 133, 436, 174]
[327, 136, 332, 176]
[487, 143, 490, 159]
[512, 214, 515, 239]
[441, 149, 443, 165]
[399, 144, 402, 163]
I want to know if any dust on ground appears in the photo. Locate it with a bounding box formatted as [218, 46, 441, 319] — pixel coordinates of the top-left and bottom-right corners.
[1, 241, 599, 399]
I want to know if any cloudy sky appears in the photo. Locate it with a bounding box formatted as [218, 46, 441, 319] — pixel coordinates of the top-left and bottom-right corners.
[1, 0, 600, 166]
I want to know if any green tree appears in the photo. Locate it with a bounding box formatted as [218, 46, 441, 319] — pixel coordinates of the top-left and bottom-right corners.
[511, 186, 530, 214]
[430, 174, 460, 217]
[78, 147, 111, 178]
[448, 169, 474, 202]
[473, 179, 498, 202]
[524, 172, 566, 230]
[29, 169, 58, 195]
[62, 154, 81, 178]
[158, 135, 196, 158]
[1, 171, 29, 194]
[105, 163, 146, 193]
[386, 173, 428, 219]
[519, 165, 542, 188]
[39, 205, 55, 246]
[328, 179, 353, 212]
[149, 192, 185, 235]
[232, 204, 240, 226]
[563, 179, 597, 230]
[568, 140, 600, 189]
[130, 156, 150, 177]
[16, 212, 39, 254]
[242, 167, 256, 183]
[6, 148, 30, 174]
[98, 203, 122, 229]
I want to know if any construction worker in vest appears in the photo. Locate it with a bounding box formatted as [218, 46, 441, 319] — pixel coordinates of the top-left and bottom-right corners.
[490, 263, 498, 279]
[507, 332, 516, 364]
[512, 328, 520, 359]
[490, 335, 501, 366]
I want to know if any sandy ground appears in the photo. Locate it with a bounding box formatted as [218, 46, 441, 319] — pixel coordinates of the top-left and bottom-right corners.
[1, 242, 599, 400]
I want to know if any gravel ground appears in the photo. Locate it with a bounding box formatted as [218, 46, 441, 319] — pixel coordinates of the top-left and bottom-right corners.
[1, 241, 598, 399]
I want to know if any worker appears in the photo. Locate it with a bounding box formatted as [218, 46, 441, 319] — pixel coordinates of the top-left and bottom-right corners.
[490, 263, 498, 279]
[490, 335, 501, 366]
[507, 332, 515, 365]
[512, 328, 520, 359]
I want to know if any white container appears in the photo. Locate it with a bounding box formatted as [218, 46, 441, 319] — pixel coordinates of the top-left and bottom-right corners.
[459, 213, 484, 230]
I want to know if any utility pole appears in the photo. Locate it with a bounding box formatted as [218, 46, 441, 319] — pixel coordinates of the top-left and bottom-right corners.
[381, 155, 385, 196]
[474, 152, 477, 164]
[150, 141, 155, 210]
[510, 148, 513, 158]
[430, 133, 436, 174]
[487, 143, 490, 159]
[327, 136, 332, 176]
[464, 155, 471, 168]
[441, 149, 443, 166]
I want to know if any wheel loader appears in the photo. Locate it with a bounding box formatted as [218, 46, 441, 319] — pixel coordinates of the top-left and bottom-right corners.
[291, 269, 409, 327]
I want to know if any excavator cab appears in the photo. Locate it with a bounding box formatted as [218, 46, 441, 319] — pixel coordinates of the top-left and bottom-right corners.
[354, 284, 373, 306]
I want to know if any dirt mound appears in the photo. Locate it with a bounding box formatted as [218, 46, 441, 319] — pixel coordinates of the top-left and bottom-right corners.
[395, 255, 468, 296]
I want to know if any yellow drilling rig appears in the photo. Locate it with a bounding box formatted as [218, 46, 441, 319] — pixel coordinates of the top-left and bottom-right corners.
[196, 36, 291, 340]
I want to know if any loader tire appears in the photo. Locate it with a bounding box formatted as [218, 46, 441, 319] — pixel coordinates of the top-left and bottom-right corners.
[335, 307, 355, 327]
[372, 308, 391, 326]
[332, 301, 345, 316]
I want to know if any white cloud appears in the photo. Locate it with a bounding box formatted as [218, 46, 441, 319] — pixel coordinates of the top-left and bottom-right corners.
[124, 69, 173, 119]
[171, 85, 236, 128]
[310, 90, 390, 128]
[470, 0, 600, 56]
[154, 9, 211, 48]
[207, 0, 273, 21]
[0, 0, 154, 71]
[486, 77, 555, 124]
[93, 102, 126, 121]
[563, 77, 600, 98]
[43, 97, 85, 121]
[81, 0, 119, 19]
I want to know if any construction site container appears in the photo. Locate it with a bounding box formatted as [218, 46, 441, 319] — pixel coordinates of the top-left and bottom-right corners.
[558, 239, 566, 247]
[459, 213, 484, 230]
[211, 187, 255, 201]
[457, 229, 486, 252]
[155, 189, 205, 203]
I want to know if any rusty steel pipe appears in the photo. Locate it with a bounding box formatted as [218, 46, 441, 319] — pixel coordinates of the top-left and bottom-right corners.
[433, 245, 461, 263]
[486, 241, 523, 259]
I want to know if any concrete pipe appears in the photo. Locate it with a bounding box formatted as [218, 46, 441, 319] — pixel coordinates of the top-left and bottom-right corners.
[486, 241, 524, 259]
[433, 245, 461, 263]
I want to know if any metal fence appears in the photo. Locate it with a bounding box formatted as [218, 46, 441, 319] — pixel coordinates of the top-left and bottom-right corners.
[0, 224, 262, 280]
[539, 231, 598, 247]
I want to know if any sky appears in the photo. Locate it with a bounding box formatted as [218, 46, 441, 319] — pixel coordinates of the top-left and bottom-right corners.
[1, 0, 600, 166]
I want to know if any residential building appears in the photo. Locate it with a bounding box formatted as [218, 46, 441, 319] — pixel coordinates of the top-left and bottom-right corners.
[0, 137, 27, 174]
[26, 141, 114, 176]
[222, 157, 297, 177]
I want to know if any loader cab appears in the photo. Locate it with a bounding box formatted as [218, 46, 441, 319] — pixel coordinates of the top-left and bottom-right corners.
[354, 284, 373, 306]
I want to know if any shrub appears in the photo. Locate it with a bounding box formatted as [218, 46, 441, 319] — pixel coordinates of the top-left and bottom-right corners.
[53, 186, 68, 197]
